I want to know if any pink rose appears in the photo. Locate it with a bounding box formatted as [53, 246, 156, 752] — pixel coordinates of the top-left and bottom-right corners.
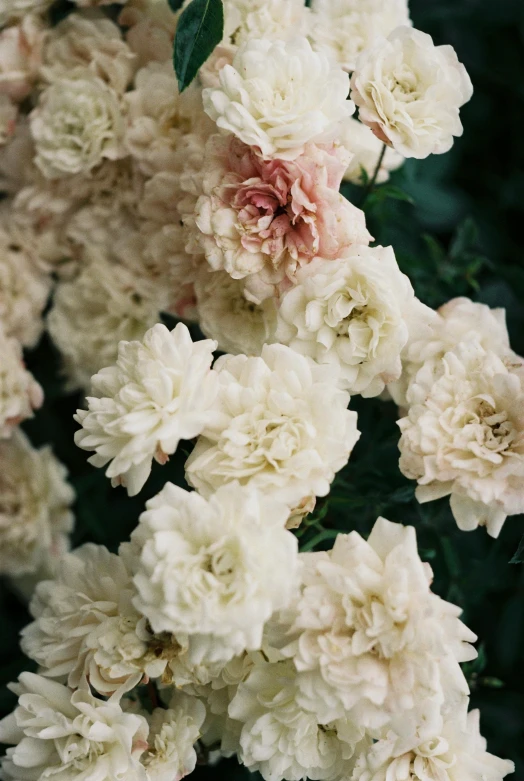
[190, 134, 371, 302]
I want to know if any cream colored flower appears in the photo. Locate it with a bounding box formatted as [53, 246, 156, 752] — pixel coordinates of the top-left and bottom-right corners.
[0, 223, 52, 347]
[0, 430, 74, 577]
[351, 708, 514, 781]
[5, 158, 143, 277]
[125, 62, 208, 175]
[6, 191, 72, 275]
[276, 246, 426, 397]
[42, 13, 137, 95]
[310, 0, 411, 72]
[229, 657, 367, 781]
[398, 341, 524, 538]
[185, 652, 254, 758]
[47, 253, 168, 391]
[283, 518, 476, 733]
[0, 0, 52, 25]
[119, 0, 179, 68]
[340, 117, 404, 185]
[350, 27, 473, 158]
[132, 482, 298, 663]
[195, 269, 277, 355]
[389, 297, 511, 408]
[0, 673, 149, 781]
[21, 543, 168, 696]
[30, 74, 125, 179]
[0, 325, 43, 438]
[199, 0, 311, 88]
[203, 37, 354, 160]
[185, 344, 360, 508]
[143, 694, 206, 781]
[224, 0, 310, 47]
[74, 323, 218, 496]
[0, 14, 46, 102]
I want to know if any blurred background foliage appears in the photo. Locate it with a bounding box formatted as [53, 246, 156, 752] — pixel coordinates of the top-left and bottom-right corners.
[2, 0, 524, 777]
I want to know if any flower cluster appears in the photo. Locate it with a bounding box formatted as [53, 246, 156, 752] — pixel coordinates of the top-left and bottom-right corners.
[75, 322, 359, 506]
[3, 513, 513, 781]
[0, 2, 519, 781]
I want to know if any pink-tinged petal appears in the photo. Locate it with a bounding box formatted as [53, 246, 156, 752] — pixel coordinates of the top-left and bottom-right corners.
[193, 134, 370, 298]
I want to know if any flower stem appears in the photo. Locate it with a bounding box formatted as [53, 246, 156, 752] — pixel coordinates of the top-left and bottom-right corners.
[360, 143, 387, 205]
[147, 679, 160, 710]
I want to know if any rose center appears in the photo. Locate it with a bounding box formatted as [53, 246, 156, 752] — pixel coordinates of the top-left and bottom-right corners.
[474, 400, 515, 453]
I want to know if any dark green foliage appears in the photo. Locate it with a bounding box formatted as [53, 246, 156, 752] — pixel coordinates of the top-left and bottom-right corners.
[168, 0, 185, 11]
[174, 0, 224, 91]
[2, 0, 524, 777]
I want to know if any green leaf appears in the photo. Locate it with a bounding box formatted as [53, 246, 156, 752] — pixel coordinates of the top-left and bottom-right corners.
[174, 0, 224, 92]
[510, 533, 524, 564]
[377, 185, 415, 205]
[480, 676, 505, 689]
[449, 217, 478, 260]
[387, 485, 416, 504]
[168, 0, 185, 11]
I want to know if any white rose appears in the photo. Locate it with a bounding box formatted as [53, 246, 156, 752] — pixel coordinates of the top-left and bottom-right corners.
[0, 222, 52, 347]
[0, 673, 149, 781]
[21, 543, 167, 696]
[143, 694, 206, 781]
[195, 270, 277, 355]
[352, 708, 514, 781]
[0, 14, 45, 102]
[0, 325, 43, 439]
[229, 657, 367, 781]
[310, 0, 411, 72]
[132, 482, 299, 663]
[223, 0, 310, 47]
[47, 253, 168, 391]
[340, 117, 404, 184]
[30, 74, 125, 179]
[185, 343, 360, 509]
[389, 297, 511, 408]
[119, 0, 178, 68]
[350, 26, 473, 158]
[283, 517, 476, 731]
[0, 0, 52, 24]
[4, 157, 144, 277]
[0, 429, 74, 577]
[42, 14, 137, 95]
[203, 37, 354, 160]
[185, 652, 254, 758]
[74, 323, 218, 496]
[276, 246, 428, 397]
[199, 0, 311, 87]
[63, 182, 144, 257]
[125, 63, 210, 176]
[398, 340, 524, 538]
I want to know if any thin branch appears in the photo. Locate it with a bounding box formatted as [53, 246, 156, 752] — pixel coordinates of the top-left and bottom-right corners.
[359, 143, 387, 205]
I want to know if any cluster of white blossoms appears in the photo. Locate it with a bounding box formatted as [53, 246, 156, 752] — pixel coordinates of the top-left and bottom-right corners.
[0, 13, 77, 582]
[3, 511, 514, 781]
[0, 2, 520, 781]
